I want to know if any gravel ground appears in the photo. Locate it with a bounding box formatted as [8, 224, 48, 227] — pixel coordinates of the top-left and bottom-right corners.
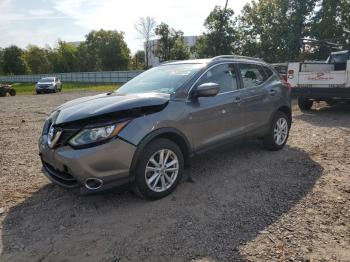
[0, 92, 349, 262]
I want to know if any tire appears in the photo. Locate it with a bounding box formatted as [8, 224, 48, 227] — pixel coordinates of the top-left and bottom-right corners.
[326, 99, 337, 106]
[298, 97, 313, 111]
[262, 111, 290, 151]
[9, 89, 16, 96]
[36, 91, 41, 95]
[133, 138, 184, 200]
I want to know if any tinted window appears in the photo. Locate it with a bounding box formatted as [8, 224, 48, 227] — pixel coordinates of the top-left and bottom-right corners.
[264, 66, 275, 78]
[197, 64, 238, 93]
[239, 64, 268, 88]
[329, 53, 348, 63]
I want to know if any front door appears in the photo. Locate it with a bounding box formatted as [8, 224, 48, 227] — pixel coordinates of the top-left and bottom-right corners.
[186, 63, 241, 151]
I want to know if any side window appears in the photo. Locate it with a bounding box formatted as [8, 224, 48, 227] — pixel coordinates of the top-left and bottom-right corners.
[264, 66, 274, 79]
[239, 63, 269, 89]
[197, 64, 238, 93]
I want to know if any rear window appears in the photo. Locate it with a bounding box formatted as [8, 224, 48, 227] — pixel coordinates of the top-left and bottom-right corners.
[238, 63, 269, 88]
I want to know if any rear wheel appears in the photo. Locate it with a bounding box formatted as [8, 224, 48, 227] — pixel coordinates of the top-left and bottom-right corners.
[262, 111, 290, 151]
[326, 99, 337, 106]
[133, 138, 184, 200]
[298, 97, 313, 111]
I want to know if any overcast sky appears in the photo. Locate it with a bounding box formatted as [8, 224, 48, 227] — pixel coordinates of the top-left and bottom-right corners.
[0, 0, 250, 53]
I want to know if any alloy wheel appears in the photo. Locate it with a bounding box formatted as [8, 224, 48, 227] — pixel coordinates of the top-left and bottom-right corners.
[145, 149, 179, 193]
[274, 117, 288, 145]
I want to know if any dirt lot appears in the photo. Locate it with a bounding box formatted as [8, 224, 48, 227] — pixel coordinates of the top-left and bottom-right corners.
[0, 92, 349, 262]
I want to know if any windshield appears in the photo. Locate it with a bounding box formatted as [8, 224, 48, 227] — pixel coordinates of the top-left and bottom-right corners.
[39, 77, 55, 83]
[116, 64, 204, 95]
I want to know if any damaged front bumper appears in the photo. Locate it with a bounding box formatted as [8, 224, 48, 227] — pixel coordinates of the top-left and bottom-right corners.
[39, 135, 136, 194]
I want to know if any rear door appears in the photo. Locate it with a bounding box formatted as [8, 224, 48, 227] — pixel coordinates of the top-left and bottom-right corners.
[236, 63, 276, 131]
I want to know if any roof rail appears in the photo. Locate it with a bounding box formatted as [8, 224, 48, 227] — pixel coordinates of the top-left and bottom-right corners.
[212, 55, 264, 62]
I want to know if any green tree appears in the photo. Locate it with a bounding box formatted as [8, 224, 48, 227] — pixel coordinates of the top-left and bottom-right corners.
[310, 0, 350, 60]
[154, 23, 190, 62]
[238, 0, 289, 62]
[0, 48, 4, 74]
[288, 0, 317, 60]
[48, 41, 78, 73]
[171, 32, 190, 60]
[2, 45, 26, 75]
[23, 45, 52, 74]
[195, 5, 237, 58]
[84, 29, 131, 71]
[132, 50, 145, 69]
[77, 42, 98, 72]
[237, 0, 316, 62]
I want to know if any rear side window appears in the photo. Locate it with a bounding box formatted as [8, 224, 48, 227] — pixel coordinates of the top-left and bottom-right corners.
[238, 63, 269, 88]
[264, 66, 275, 78]
[197, 63, 238, 93]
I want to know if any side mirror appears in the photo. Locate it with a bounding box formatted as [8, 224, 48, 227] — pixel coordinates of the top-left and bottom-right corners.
[192, 82, 220, 98]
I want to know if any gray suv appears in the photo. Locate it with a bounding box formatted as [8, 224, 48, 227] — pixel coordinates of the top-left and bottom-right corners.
[39, 56, 291, 199]
[36, 77, 62, 94]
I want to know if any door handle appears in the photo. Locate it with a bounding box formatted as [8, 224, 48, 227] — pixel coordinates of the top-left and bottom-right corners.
[233, 96, 242, 104]
[269, 89, 276, 96]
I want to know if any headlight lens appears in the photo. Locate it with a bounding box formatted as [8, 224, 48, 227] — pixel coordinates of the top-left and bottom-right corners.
[69, 121, 129, 147]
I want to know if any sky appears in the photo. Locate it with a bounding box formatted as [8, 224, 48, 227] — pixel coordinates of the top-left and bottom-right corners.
[0, 0, 250, 53]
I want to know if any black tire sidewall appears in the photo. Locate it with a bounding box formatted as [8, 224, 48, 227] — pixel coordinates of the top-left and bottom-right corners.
[298, 97, 313, 111]
[133, 138, 184, 200]
[263, 111, 290, 151]
[9, 89, 16, 96]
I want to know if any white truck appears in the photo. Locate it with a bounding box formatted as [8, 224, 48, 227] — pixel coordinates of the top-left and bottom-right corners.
[287, 50, 350, 110]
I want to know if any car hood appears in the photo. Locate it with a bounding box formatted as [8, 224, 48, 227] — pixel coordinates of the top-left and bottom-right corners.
[53, 92, 170, 125]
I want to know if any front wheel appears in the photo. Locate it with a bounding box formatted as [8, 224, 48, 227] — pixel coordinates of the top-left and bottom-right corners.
[262, 111, 290, 151]
[133, 138, 184, 200]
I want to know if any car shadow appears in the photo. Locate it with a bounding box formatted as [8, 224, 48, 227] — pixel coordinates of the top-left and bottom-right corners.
[1, 141, 323, 262]
[294, 102, 350, 128]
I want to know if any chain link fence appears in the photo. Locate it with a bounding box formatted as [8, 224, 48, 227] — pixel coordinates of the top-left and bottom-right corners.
[0, 70, 144, 84]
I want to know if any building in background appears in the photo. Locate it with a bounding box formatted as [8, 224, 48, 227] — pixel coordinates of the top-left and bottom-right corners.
[67, 41, 83, 47]
[146, 35, 199, 67]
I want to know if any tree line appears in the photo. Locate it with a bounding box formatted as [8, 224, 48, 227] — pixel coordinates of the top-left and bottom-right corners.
[0, 0, 349, 75]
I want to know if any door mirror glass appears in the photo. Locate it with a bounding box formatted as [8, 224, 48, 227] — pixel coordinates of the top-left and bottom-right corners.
[192, 82, 220, 98]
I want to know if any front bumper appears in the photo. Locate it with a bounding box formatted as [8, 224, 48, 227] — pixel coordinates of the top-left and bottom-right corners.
[39, 136, 136, 193]
[36, 85, 55, 92]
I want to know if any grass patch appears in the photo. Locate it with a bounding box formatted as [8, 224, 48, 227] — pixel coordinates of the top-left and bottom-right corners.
[11, 83, 120, 95]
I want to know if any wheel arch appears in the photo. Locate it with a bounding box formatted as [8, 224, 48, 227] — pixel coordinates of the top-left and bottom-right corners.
[276, 105, 292, 126]
[128, 128, 192, 181]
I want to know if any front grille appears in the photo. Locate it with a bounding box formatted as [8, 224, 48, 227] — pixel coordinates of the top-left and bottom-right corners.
[43, 161, 79, 188]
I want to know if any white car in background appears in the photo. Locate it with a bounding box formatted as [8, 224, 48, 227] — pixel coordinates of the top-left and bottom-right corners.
[36, 77, 62, 94]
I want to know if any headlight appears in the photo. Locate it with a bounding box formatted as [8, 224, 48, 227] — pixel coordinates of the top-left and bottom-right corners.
[69, 121, 129, 147]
